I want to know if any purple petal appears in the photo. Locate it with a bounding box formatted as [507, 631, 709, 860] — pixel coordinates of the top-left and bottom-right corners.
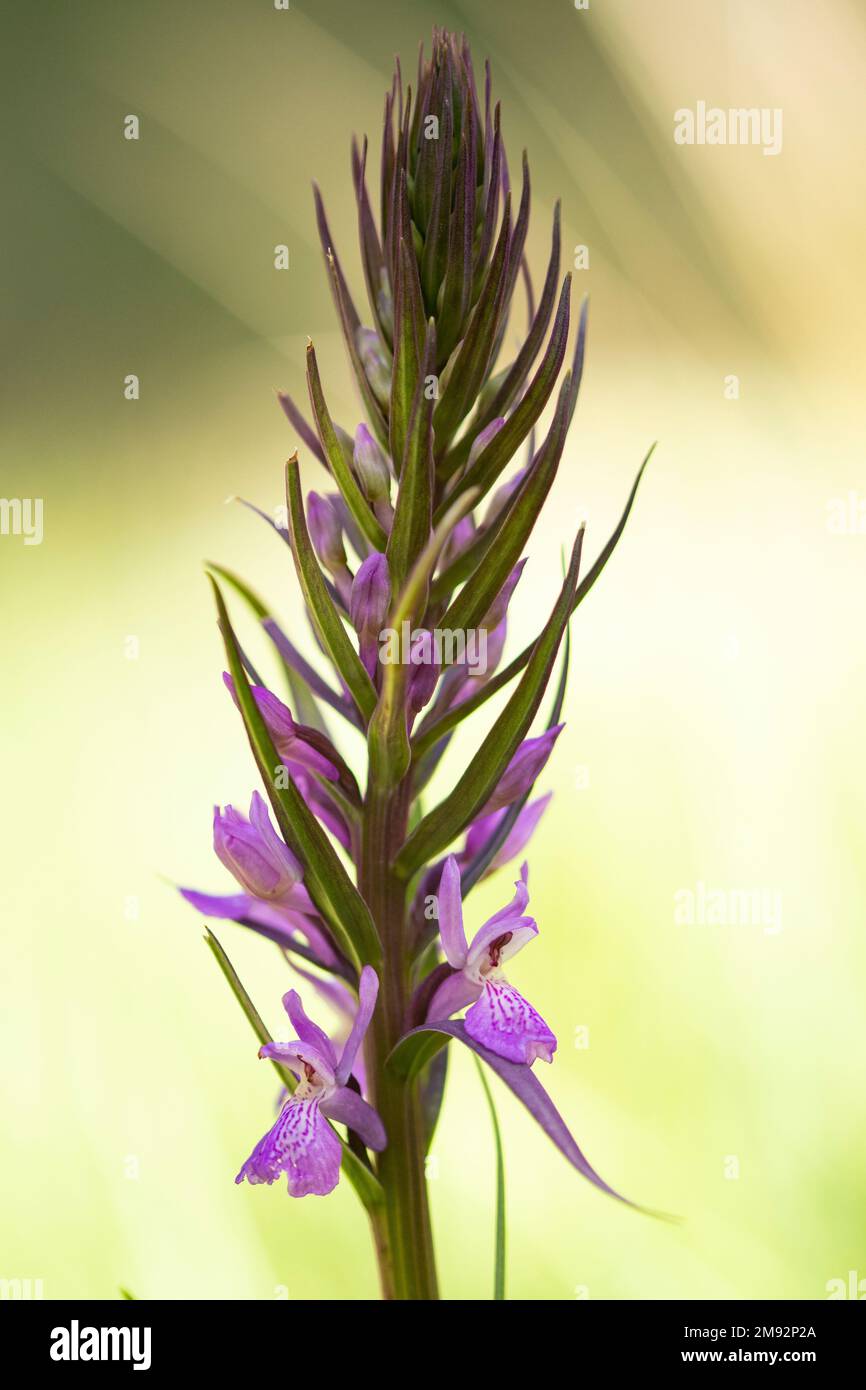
[436, 856, 469, 968]
[393, 1021, 640, 1209]
[223, 674, 339, 780]
[321, 1085, 387, 1152]
[350, 552, 390, 678]
[335, 965, 378, 1085]
[427, 970, 481, 1022]
[469, 863, 531, 946]
[463, 793, 552, 873]
[466, 916, 538, 975]
[281, 990, 338, 1068]
[235, 1096, 341, 1198]
[481, 725, 564, 817]
[464, 978, 556, 1065]
[307, 491, 347, 570]
[258, 1040, 336, 1087]
[177, 888, 337, 966]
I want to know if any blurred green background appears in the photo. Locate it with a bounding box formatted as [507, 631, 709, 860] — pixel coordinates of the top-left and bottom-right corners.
[2, 0, 865, 1300]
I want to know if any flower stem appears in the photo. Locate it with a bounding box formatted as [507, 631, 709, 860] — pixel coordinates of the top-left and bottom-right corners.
[361, 778, 439, 1300]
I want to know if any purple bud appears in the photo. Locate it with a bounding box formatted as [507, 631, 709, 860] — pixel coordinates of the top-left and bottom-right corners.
[353, 424, 391, 503]
[213, 792, 302, 900]
[482, 559, 525, 631]
[350, 552, 391, 678]
[223, 674, 339, 780]
[356, 328, 392, 409]
[468, 416, 506, 467]
[481, 725, 565, 817]
[307, 491, 347, 571]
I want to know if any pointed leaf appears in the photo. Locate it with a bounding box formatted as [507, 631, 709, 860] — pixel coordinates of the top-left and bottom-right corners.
[396, 528, 583, 878]
[284, 456, 378, 724]
[372, 484, 479, 786]
[389, 232, 425, 470]
[445, 201, 561, 474]
[209, 573, 381, 969]
[461, 615, 571, 896]
[205, 562, 329, 734]
[413, 447, 652, 761]
[438, 273, 571, 506]
[432, 193, 512, 454]
[474, 1057, 506, 1300]
[386, 320, 436, 595]
[438, 372, 571, 637]
[388, 1020, 645, 1209]
[306, 343, 387, 551]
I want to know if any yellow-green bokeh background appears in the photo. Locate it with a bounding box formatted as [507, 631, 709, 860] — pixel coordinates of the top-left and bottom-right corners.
[2, 0, 864, 1300]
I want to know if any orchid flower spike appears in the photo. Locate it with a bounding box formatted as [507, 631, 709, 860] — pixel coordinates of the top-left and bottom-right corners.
[427, 857, 557, 1066]
[236, 967, 386, 1198]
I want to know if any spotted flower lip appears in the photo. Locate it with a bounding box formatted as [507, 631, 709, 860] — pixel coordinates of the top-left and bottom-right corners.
[235, 967, 386, 1198]
[427, 856, 557, 1066]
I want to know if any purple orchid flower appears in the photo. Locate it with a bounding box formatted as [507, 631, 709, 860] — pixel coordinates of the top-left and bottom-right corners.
[179, 792, 341, 968]
[427, 857, 557, 1066]
[236, 967, 386, 1198]
[212, 794, 308, 904]
[223, 674, 339, 780]
[275, 965, 368, 1105]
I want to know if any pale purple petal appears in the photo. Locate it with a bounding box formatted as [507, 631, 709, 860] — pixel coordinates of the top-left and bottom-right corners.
[427, 970, 482, 1022]
[258, 1040, 336, 1087]
[350, 553, 390, 678]
[468, 863, 531, 948]
[223, 674, 339, 779]
[177, 888, 337, 966]
[437, 856, 469, 968]
[466, 916, 538, 975]
[463, 793, 552, 872]
[335, 966, 379, 1085]
[394, 1020, 640, 1208]
[464, 979, 557, 1065]
[235, 1096, 342, 1197]
[321, 1085, 387, 1152]
[281, 990, 339, 1069]
[480, 725, 564, 817]
[248, 791, 304, 879]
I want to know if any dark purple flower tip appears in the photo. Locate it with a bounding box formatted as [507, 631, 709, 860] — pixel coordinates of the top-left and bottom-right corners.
[223, 674, 339, 779]
[306, 490, 348, 571]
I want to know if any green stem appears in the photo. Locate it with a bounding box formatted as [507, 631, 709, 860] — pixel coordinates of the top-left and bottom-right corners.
[361, 779, 439, 1300]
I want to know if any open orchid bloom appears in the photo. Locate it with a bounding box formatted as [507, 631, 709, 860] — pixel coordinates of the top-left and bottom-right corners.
[236, 968, 386, 1198]
[427, 857, 557, 1066]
